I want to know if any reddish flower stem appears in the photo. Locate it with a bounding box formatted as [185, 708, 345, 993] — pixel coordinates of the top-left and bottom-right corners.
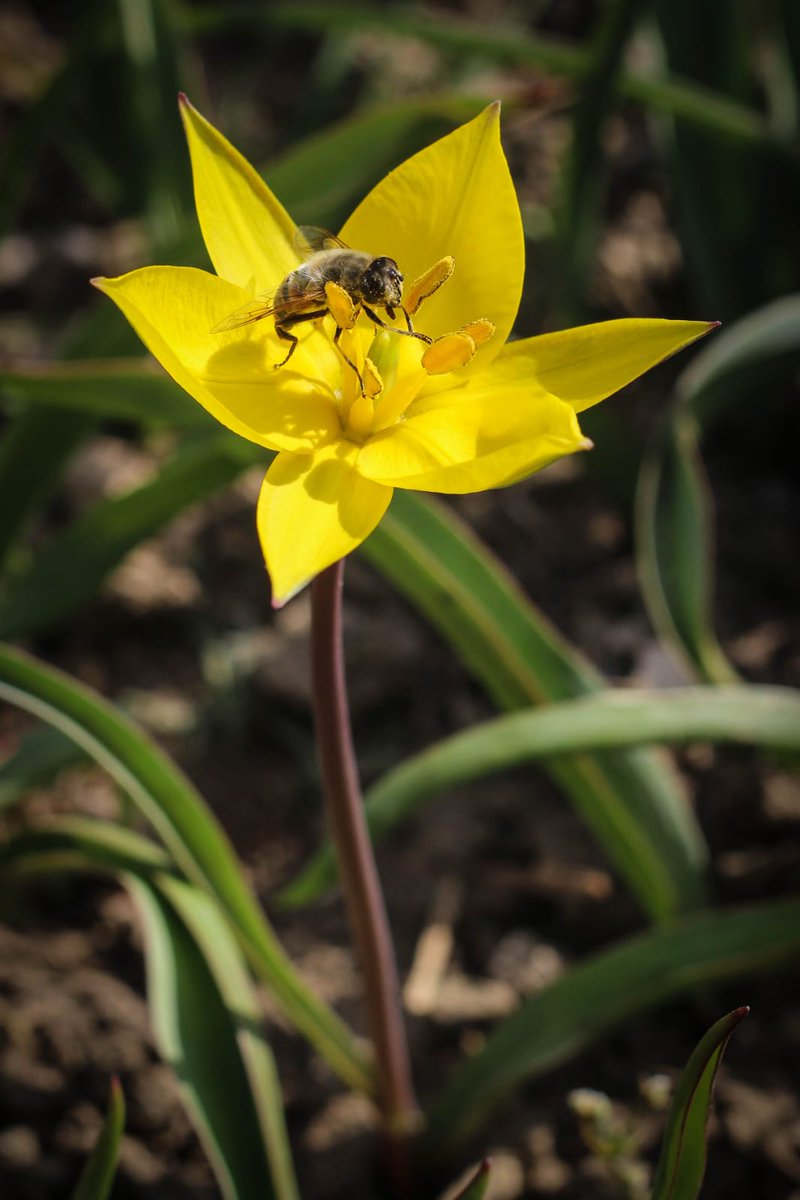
[310, 560, 417, 1180]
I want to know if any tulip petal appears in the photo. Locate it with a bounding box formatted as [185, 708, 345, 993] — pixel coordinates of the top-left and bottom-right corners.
[179, 95, 298, 293]
[257, 443, 393, 605]
[358, 372, 586, 493]
[499, 319, 717, 414]
[93, 266, 342, 453]
[341, 104, 523, 365]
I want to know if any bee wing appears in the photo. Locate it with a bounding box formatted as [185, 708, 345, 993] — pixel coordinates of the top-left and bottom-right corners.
[294, 225, 350, 258]
[211, 294, 278, 333]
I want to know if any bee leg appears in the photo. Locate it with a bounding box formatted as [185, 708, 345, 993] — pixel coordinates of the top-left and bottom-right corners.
[274, 327, 298, 369]
[274, 310, 327, 368]
[333, 325, 365, 394]
[363, 305, 432, 345]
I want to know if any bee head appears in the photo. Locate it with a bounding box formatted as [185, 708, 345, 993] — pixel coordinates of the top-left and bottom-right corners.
[361, 257, 403, 308]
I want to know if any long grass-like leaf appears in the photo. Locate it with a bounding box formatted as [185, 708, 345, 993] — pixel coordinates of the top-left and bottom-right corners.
[651, 1007, 748, 1200]
[2, 817, 299, 1200]
[425, 900, 800, 1151]
[70, 1077, 125, 1200]
[636, 297, 800, 682]
[0, 644, 371, 1093]
[359, 490, 707, 921]
[283, 685, 800, 905]
[0, 724, 86, 813]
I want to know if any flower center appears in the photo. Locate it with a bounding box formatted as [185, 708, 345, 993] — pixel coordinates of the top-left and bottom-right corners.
[335, 258, 495, 442]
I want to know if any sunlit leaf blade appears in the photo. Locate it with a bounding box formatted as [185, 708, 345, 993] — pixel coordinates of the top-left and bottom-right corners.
[0, 644, 371, 1094]
[651, 1007, 749, 1200]
[0, 361, 214, 427]
[2, 817, 299, 1200]
[0, 432, 263, 640]
[70, 1077, 125, 1200]
[283, 685, 800, 906]
[636, 297, 800, 683]
[0, 724, 86, 813]
[130, 878, 286, 1200]
[360, 491, 708, 923]
[450, 1158, 492, 1200]
[425, 900, 800, 1152]
[250, 2, 767, 143]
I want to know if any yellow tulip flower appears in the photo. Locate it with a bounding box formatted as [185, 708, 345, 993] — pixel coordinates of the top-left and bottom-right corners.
[94, 97, 713, 606]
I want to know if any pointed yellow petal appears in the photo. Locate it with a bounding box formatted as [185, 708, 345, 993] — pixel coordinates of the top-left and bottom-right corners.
[501, 319, 718, 414]
[93, 266, 341, 453]
[179, 95, 297, 293]
[257, 443, 393, 605]
[358, 375, 586, 493]
[341, 104, 523, 365]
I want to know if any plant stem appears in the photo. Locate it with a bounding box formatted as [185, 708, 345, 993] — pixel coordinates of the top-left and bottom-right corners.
[310, 561, 418, 1165]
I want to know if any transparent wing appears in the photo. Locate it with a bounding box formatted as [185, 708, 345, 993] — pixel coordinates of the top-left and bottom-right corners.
[294, 225, 350, 258]
[211, 295, 277, 333]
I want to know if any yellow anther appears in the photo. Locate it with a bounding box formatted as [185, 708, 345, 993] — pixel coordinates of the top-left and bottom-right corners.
[325, 280, 359, 330]
[460, 318, 495, 346]
[422, 331, 476, 374]
[363, 356, 384, 399]
[405, 256, 455, 316]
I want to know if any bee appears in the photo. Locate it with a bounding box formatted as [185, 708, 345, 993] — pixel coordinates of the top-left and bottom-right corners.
[212, 227, 432, 392]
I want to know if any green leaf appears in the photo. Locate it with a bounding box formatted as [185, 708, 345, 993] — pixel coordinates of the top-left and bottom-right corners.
[358, 491, 707, 923]
[0, 644, 371, 1094]
[71, 1077, 125, 1200]
[2, 817, 299, 1200]
[0, 360, 215, 428]
[425, 900, 800, 1152]
[651, 1007, 748, 1200]
[636, 297, 800, 683]
[0, 724, 86, 813]
[0, 432, 263, 640]
[636, 416, 737, 685]
[283, 685, 800, 906]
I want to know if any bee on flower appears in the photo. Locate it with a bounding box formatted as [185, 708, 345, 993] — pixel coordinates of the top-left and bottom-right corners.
[93, 96, 713, 606]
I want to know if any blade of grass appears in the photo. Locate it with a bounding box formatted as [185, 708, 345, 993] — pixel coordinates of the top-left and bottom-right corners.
[0, 432, 263, 640]
[425, 899, 800, 1151]
[283, 684, 800, 905]
[0, 724, 87, 813]
[71, 1077, 125, 1200]
[651, 1007, 748, 1200]
[359, 490, 707, 922]
[131, 877, 280, 1200]
[0, 644, 371, 1094]
[2, 817, 299, 1200]
[636, 297, 800, 682]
